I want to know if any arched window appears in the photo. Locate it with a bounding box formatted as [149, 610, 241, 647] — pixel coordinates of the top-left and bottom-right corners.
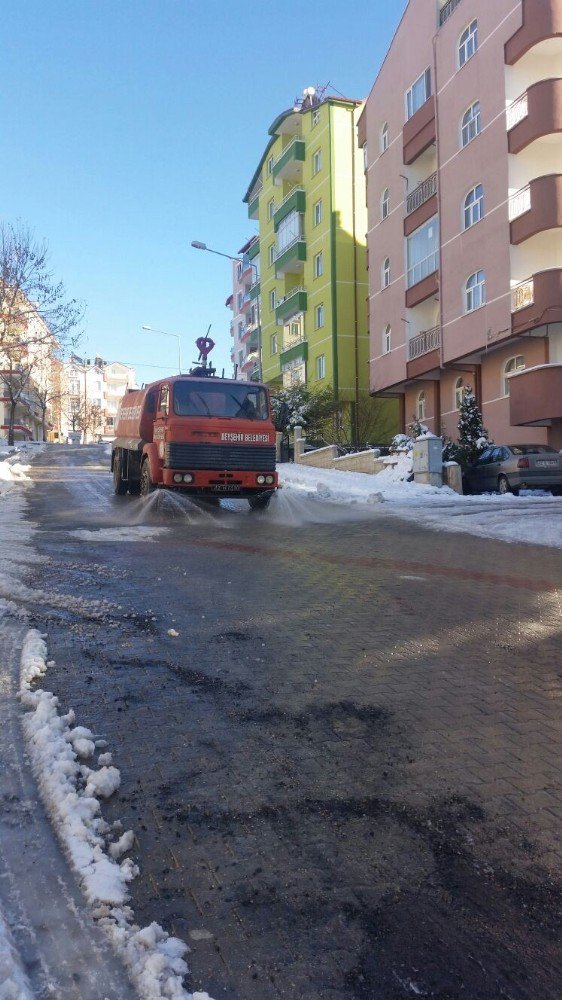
[382, 257, 391, 288]
[461, 101, 481, 147]
[380, 122, 389, 153]
[381, 188, 390, 220]
[503, 355, 525, 396]
[458, 20, 478, 67]
[465, 270, 486, 312]
[416, 391, 426, 421]
[383, 324, 391, 354]
[454, 377, 464, 410]
[463, 184, 484, 229]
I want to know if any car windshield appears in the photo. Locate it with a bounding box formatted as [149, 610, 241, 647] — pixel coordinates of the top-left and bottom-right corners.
[508, 445, 558, 455]
[173, 380, 269, 420]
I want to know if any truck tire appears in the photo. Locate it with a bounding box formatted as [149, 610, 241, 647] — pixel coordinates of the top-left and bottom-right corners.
[140, 460, 156, 497]
[113, 450, 128, 495]
[248, 492, 272, 511]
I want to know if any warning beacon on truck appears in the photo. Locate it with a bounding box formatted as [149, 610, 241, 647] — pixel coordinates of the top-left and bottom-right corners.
[111, 336, 278, 509]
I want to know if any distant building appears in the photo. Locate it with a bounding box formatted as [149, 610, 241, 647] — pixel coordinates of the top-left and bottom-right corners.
[360, 0, 562, 447]
[60, 356, 136, 443]
[0, 301, 59, 442]
[226, 236, 260, 381]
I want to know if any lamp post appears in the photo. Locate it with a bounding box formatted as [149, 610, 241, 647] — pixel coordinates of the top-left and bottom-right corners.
[141, 325, 182, 374]
[191, 241, 262, 381]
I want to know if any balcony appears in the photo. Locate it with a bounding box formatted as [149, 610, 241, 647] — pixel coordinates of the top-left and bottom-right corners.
[508, 79, 562, 154]
[272, 139, 305, 184]
[249, 280, 261, 300]
[242, 351, 259, 373]
[510, 363, 562, 426]
[248, 194, 259, 220]
[403, 97, 436, 165]
[511, 269, 562, 334]
[405, 251, 440, 307]
[274, 188, 306, 231]
[439, 0, 462, 26]
[509, 175, 562, 244]
[275, 287, 307, 324]
[505, 0, 562, 65]
[275, 236, 306, 276]
[280, 335, 308, 371]
[247, 239, 260, 261]
[404, 173, 438, 236]
[406, 326, 441, 380]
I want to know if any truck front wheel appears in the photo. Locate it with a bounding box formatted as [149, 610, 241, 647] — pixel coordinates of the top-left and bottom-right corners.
[248, 492, 272, 511]
[113, 450, 128, 495]
[140, 461, 156, 497]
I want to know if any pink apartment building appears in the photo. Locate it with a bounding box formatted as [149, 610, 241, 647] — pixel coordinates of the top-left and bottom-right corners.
[359, 0, 562, 448]
[226, 236, 261, 381]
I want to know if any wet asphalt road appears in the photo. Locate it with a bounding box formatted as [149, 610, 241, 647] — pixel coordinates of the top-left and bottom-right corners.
[24, 445, 562, 999]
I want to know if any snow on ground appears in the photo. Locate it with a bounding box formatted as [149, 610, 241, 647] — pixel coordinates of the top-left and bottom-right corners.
[70, 526, 170, 542]
[278, 462, 562, 549]
[0, 906, 35, 1000]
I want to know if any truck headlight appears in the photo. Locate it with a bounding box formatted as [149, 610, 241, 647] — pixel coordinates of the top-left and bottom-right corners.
[265, 475, 274, 484]
[256, 474, 265, 485]
[173, 473, 183, 483]
[183, 473, 194, 483]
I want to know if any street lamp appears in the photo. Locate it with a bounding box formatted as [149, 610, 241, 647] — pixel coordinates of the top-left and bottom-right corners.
[191, 240, 262, 381]
[141, 325, 182, 374]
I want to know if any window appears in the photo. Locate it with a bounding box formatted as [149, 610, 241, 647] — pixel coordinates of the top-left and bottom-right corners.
[276, 209, 304, 255]
[237, 262, 243, 279]
[314, 252, 323, 278]
[159, 386, 169, 416]
[312, 109, 320, 127]
[382, 257, 390, 288]
[458, 20, 478, 67]
[268, 198, 275, 220]
[454, 377, 464, 410]
[237, 321, 243, 338]
[381, 188, 390, 220]
[463, 184, 484, 229]
[269, 290, 276, 310]
[363, 142, 368, 171]
[314, 199, 323, 226]
[70, 379, 80, 395]
[416, 391, 426, 421]
[406, 68, 431, 120]
[380, 123, 389, 153]
[313, 148, 322, 174]
[237, 291, 243, 310]
[383, 325, 391, 354]
[503, 355, 524, 395]
[316, 354, 326, 379]
[465, 270, 486, 312]
[461, 101, 481, 147]
[315, 303, 324, 328]
[268, 244, 275, 266]
[407, 218, 439, 287]
[270, 334, 278, 355]
[267, 156, 273, 175]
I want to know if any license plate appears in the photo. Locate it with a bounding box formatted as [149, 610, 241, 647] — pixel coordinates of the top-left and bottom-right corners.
[210, 484, 240, 492]
[536, 460, 557, 468]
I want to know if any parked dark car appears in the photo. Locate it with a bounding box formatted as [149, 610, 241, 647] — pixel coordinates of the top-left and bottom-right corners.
[463, 444, 562, 496]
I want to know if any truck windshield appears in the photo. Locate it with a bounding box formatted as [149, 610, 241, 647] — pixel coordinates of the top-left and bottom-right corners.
[173, 381, 269, 420]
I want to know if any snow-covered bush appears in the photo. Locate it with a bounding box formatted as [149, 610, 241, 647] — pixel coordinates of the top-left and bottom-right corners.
[448, 387, 492, 467]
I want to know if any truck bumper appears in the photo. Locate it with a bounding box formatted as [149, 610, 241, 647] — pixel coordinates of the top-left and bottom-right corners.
[161, 467, 278, 495]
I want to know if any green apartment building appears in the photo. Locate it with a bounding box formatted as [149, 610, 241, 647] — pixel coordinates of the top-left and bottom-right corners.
[243, 89, 396, 443]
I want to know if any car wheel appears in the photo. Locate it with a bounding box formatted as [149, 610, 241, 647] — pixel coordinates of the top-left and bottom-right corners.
[112, 450, 128, 495]
[497, 474, 513, 496]
[248, 492, 272, 511]
[140, 461, 156, 497]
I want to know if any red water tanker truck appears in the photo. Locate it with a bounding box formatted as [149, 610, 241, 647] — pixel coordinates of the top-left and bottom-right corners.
[111, 348, 278, 509]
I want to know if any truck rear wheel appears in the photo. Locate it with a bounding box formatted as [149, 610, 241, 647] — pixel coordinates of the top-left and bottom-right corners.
[248, 492, 272, 511]
[113, 450, 128, 495]
[140, 461, 156, 497]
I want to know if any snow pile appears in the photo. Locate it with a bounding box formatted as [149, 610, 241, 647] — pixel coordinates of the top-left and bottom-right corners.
[19, 630, 212, 1000]
[70, 526, 170, 543]
[377, 450, 412, 484]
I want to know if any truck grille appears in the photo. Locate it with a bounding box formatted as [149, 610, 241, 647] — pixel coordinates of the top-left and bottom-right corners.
[165, 442, 276, 472]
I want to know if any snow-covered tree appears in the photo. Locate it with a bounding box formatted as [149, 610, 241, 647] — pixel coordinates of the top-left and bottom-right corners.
[453, 386, 492, 466]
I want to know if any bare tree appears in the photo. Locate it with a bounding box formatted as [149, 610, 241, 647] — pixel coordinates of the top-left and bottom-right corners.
[0, 222, 83, 444]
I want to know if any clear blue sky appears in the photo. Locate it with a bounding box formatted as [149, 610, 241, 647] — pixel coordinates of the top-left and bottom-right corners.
[3, 0, 403, 385]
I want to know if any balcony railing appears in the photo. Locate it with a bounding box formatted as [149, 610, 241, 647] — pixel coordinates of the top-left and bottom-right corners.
[276, 186, 304, 214]
[506, 93, 528, 130]
[408, 326, 441, 361]
[512, 278, 534, 312]
[406, 172, 437, 215]
[439, 0, 462, 26]
[508, 185, 531, 221]
[407, 250, 439, 288]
